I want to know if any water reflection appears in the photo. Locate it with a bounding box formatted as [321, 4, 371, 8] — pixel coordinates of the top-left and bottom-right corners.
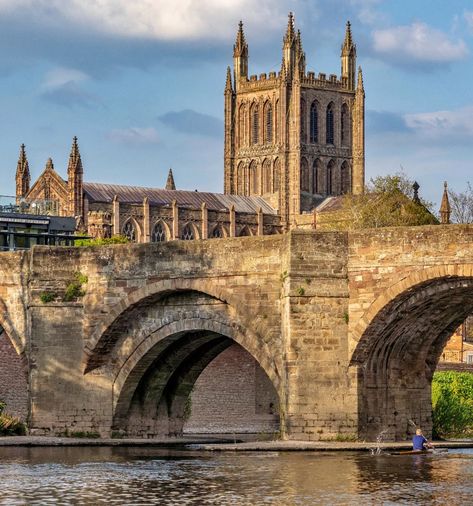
[0, 447, 471, 505]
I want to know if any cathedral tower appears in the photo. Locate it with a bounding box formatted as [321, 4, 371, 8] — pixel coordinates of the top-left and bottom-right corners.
[224, 14, 365, 227]
[15, 144, 30, 203]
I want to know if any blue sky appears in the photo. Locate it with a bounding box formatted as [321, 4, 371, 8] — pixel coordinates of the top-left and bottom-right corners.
[0, 0, 472, 208]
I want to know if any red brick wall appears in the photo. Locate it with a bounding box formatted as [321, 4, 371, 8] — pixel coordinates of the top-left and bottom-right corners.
[184, 343, 279, 434]
[0, 331, 28, 420]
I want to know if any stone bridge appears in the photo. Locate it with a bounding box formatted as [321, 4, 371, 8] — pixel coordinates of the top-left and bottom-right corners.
[1, 225, 473, 441]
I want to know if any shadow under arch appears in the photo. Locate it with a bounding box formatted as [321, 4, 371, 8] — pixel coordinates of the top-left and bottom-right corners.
[351, 274, 473, 441]
[0, 298, 23, 356]
[111, 315, 281, 437]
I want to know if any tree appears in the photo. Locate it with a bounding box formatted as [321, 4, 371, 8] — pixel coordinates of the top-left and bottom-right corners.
[448, 183, 473, 224]
[322, 171, 437, 231]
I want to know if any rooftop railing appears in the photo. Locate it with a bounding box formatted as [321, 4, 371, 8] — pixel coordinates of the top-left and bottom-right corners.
[0, 195, 60, 216]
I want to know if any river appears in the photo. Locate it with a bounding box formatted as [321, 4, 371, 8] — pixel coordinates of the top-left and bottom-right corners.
[0, 446, 471, 505]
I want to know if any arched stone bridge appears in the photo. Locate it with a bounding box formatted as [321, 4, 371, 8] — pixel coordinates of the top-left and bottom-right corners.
[1, 225, 473, 441]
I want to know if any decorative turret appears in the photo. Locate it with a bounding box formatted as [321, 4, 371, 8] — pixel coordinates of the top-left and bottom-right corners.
[439, 181, 451, 224]
[352, 66, 365, 195]
[233, 21, 248, 88]
[341, 21, 356, 90]
[296, 30, 306, 78]
[165, 168, 176, 191]
[67, 136, 83, 217]
[45, 157, 54, 172]
[225, 66, 233, 94]
[15, 143, 30, 202]
[282, 12, 297, 77]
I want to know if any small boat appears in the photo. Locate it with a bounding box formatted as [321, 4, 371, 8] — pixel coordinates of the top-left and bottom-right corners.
[390, 448, 448, 455]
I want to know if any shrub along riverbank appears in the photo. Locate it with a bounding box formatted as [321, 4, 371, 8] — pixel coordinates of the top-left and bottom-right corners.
[432, 371, 473, 439]
[0, 401, 26, 436]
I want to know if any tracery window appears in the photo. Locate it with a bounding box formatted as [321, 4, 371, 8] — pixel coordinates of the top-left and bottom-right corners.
[123, 221, 136, 242]
[181, 223, 194, 241]
[340, 162, 350, 194]
[264, 102, 273, 144]
[341, 104, 350, 147]
[300, 99, 306, 143]
[239, 104, 246, 147]
[251, 103, 259, 145]
[211, 226, 223, 238]
[326, 102, 334, 145]
[273, 158, 280, 192]
[151, 221, 166, 242]
[237, 162, 246, 195]
[249, 160, 259, 195]
[301, 158, 310, 192]
[313, 159, 322, 194]
[310, 101, 318, 143]
[327, 160, 335, 195]
[262, 159, 272, 193]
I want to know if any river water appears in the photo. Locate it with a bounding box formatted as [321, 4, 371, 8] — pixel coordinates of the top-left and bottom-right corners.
[0, 446, 472, 505]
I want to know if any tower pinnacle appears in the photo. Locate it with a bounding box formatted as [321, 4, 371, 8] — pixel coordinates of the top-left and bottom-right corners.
[341, 21, 356, 90]
[233, 20, 248, 58]
[439, 181, 451, 224]
[166, 168, 176, 191]
[357, 66, 364, 94]
[233, 20, 249, 87]
[225, 66, 233, 93]
[15, 143, 30, 200]
[283, 12, 296, 46]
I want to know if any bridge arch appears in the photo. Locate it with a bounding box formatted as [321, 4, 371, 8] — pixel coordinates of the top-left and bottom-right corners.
[0, 298, 23, 356]
[351, 267, 473, 440]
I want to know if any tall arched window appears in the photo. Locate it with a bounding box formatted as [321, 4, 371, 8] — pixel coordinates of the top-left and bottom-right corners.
[340, 161, 350, 194]
[341, 103, 350, 147]
[239, 104, 246, 147]
[300, 99, 306, 143]
[262, 158, 272, 193]
[237, 162, 245, 195]
[211, 225, 224, 238]
[251, 103, 259, 145]
[327, 160, 335, 195]
[181, 223, 195, 240]
[151, 221, 167, 242]
[300, 158, 310, 192]
[310, 101, 318, 143]
[326, 102, 334, 145]
[264, 101, 273, 144]
[273, 158, 280, 192]
[275, 100, 279, 144]
[313, 159, 322, 194]
[249, 160, 259, 195]
[123, 221, 136, 242]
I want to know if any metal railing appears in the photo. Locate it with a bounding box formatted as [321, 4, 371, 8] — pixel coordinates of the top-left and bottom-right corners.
[0, 195, 60, 216]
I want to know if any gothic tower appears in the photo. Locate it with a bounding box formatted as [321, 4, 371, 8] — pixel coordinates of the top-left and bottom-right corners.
[15, 143, 30, 203]
[224, 14, 365, 228]
[67, 136, 83, 218]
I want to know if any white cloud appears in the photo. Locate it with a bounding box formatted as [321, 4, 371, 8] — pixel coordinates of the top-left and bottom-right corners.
[372, 22, 468, 64]
[405, 106, 473, 139]
[0, 0, 287, 41]
[43, 67, 89, 89]
[464, 11, 473, 31]
[108, 127, 160, 144]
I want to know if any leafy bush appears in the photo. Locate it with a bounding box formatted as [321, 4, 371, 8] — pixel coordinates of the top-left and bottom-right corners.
[432, 371, 473, 438]
[75, 235, 129, 247]
[64, 272, 88, 302]
[39, 291, 57, 303]
[0, 400, 26, 436]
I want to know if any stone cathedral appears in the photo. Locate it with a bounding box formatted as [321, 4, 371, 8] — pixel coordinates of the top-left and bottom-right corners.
[14, 14, 364, 240]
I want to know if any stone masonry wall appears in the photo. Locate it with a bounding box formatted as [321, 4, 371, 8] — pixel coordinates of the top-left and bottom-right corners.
[0, 331, 28, 420]
[184, 343, 279, 434]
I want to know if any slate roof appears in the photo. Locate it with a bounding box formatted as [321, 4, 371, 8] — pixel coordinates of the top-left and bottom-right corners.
[83, 182, 277, 215]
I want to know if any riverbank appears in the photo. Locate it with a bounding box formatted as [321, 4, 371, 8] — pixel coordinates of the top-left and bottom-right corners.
[1, 435, 472, 451]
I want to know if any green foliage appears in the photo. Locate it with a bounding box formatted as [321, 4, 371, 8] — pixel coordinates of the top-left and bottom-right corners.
[327, 171, 438, 231]
[75, 235, 129, 247]
[64, 272, 88, 302]
[343, 311, 349, 324]
[297, 286, 305, 296]
[0, 400, 26, 436]
[432, 371, 473, 438]
[111, 430, 126, 439]
[39, 291, 57, 304]
[69, 430, 101, 438]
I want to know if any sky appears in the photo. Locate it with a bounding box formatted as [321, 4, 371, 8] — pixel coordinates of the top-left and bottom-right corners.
[0, 0, 472, 209]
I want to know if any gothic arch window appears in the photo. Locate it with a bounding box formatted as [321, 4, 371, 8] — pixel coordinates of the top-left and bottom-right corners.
[237, 162, 246, 195]
[300, 99, 307, 143]
[181, 223, 195, 241]
[327, 160, 335, 195]
[275, 99, 279, 143]
[251, 103, 259, 145]
[239, 226, 251, 237]
[239, 104, 246, 147]
[249, 160, 259, 195]
[211, 225, 224, 238]
[301, 158, 310, 192]
[340, 161, 350, 194]
[341, 103, 350, 147]
[262, 158, 272, 194]
[123, 220, 137, 242]
[151, 221, 167, 242]
[326, 102, 335, 145]
[273, 158, 280, 192]
[310, 101, 318, 143]
[264, 101, 273, 144]
[313, 159, 322, 194]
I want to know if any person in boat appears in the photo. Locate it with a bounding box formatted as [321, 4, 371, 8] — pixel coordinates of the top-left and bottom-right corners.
[412, 428, 432, 451]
